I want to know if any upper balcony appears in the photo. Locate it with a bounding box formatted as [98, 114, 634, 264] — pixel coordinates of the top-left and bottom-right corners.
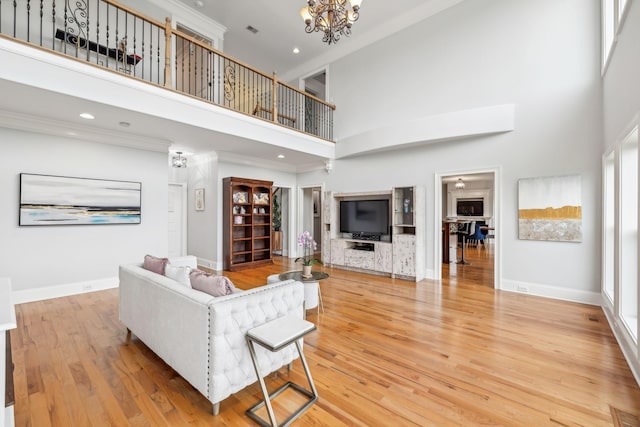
[0, 0, 336, 167]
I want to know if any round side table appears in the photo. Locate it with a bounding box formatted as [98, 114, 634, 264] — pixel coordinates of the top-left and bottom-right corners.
[278, 271, 329, 314]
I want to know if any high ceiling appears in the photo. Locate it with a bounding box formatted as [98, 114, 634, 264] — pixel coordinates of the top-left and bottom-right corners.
[176, 0, 463, 77]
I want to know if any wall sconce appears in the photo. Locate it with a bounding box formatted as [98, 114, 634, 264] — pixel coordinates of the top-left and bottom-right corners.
[325, 160, 333, 173]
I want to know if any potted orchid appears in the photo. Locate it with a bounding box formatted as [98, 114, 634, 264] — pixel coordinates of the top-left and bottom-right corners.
[295, 230, 322, 278]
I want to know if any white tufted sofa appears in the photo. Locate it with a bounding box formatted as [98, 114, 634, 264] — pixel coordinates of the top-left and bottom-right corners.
[118, 256, 305, 415]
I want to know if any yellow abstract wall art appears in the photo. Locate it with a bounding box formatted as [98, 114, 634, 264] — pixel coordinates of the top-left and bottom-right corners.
[518, 175, 582, 242]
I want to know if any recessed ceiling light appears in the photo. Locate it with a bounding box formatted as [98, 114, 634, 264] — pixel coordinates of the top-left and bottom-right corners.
[293, 47, 300, 54]
[278, 154, 285, 159]
[79, 113, 95, 120]
[194, 0, 204, 7]
[119, 121, 130, 127]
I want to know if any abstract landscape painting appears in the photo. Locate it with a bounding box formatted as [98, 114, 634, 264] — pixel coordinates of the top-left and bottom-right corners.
[518, 175, 582, 242]
[20, 174, 141, 226]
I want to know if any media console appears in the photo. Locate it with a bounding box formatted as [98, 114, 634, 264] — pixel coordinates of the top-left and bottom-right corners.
[322, 187, 425, 281]
[330, 239, 392, 274]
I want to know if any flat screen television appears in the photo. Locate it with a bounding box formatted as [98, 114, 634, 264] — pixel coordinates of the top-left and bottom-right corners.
[339, 199, 389, 237]
[457, 198, 484, 216]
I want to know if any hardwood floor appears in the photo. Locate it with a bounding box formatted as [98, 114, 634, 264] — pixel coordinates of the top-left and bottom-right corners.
[443, 240, 495, 287]
[10, 256, 640, 426]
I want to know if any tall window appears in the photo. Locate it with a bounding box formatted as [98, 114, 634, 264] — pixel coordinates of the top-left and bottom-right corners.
[602, 0, 632, 71]
[602, 119, 640, 379]
[619, 128, 638, 341]
[603, 152, 615, 303]
[618, 0, 629, 20]
[602, 0, 616, 68]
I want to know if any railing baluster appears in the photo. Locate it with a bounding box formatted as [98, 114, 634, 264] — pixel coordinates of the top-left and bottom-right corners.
[141, 20, 145, 80]
[133, 17, 137, 77]
[188, 40, 192, 95]
[114, 8, 118, 69]
[272, 72, 277, 124]
[156, 28, 159, 87]
[148, 22, 153, 82]
[95, 1, 99, 64]
[39, 0, 43, 46]
[85, 0, 89, 62]
[12, 0, 16, 38]
[51, 0, 55, 50]
[26, 0, 30, 42]
[123, 11, 128, 72]
[163, 18, 170, 88]
[105, 2, 109, 69]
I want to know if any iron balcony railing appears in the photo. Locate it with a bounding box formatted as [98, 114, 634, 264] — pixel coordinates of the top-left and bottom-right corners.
[0, 0, 335, 141]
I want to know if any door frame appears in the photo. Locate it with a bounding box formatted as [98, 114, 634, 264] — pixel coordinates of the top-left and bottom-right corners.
[273, 185, 293, 257]
[168, 182, 188, 257]
[298, 66, 330, 101]
[433, 167, 501, 289]
[297, 183, 325, 259]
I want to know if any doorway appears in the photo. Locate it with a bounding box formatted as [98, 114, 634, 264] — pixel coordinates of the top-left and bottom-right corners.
[434, 170, 500, 288]
[299, 68, 328, 135]
[272, 187, 291, 257]
[168, 183, 187, 257]
[175, 24, 213, 100]
[299, 185, 324, 257]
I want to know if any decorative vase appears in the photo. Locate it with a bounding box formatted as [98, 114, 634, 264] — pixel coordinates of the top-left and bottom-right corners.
[302, 265, 312, 278]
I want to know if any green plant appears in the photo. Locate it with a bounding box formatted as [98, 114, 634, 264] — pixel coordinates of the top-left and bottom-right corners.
[272, 194, 281, 231]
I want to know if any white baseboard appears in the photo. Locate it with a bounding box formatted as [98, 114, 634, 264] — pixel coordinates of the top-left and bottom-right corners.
[12, 277, 118, 304]
[501, 279, 602, 306]
[425, 269, 436, 280]
[602, 302, 640, 387]
[5, 405, 14, 427]
[196, 257, 222, 271]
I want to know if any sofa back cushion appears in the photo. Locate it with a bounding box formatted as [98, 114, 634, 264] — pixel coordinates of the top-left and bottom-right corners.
[143, 255, 168, 275]
[190, 270, 237, 297]
[165, 264, 192, 287]
[167, 255, 198, 269]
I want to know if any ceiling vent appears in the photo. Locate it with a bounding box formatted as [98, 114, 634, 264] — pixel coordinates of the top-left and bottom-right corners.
[246, 25, 259, 34]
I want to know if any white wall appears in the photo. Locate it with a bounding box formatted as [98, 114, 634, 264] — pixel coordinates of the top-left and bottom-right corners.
[185, 152, 218, 268]
[298, 0, 603, 301]
[0, 128, 168, 294]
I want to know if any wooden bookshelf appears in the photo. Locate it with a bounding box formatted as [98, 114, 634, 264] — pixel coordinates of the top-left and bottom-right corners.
[223, 177, 273, 271]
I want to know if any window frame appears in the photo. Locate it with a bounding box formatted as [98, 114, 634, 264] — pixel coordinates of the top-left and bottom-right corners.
[601, 0, 631, 75]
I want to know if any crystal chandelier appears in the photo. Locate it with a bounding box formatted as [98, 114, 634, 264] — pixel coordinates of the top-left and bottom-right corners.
[172, 151, 187, 168]
[300, 0, 363, 45]
[455, 178, 465, 190]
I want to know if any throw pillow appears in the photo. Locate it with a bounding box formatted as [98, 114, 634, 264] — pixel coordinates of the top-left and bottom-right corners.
[165, 264, 192, 288]
[143, 255, 168, 275]
[190, 269, 237, 297]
